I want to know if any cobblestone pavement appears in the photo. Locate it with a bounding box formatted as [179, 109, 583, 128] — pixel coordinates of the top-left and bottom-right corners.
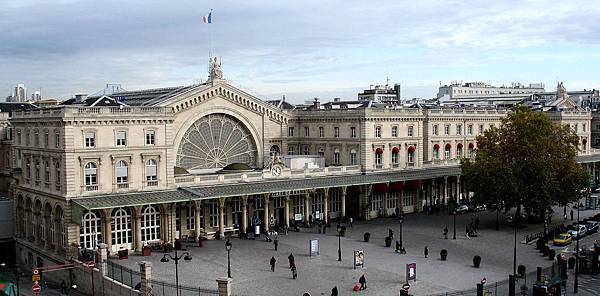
[112, 206, 600, 296]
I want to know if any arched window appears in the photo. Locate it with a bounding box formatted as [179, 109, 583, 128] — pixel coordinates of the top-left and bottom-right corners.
[333, 148, 340, 165]
[270, 145, 280, 156]
[407, 146, 416, 164]
[111, 208, 132, 251]
[457, 143, 464, 158]
[84, 162, 97, 186]
[141, 206, 161, 242]
[392, 147, 400, 165]
[115, 160, 128, 184]
[35, 159, 40, 180]
[433, 144, 440, 160]
[375, 148, 383, 166]
[350, 149, 357, 165]
[146, 159, 157, 181]
[59, 209, 67, 248]
[318, 147, 325, 158]
[444, 144, 452, 159]
[375, 126, 382, 138]
[49, 211, 55, 245]
[80, 211, 102, 249]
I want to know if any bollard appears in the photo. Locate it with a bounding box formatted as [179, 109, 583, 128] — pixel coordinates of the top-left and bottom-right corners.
[509, 274, 516, 296]
[476, 283, 483, 296]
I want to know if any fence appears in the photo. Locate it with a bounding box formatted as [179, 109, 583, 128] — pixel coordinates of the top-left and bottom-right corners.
[427, 266, 553, 296]
[106, 260, 142, 289]
[524, 224, 566, 244]
[106, 260, 219, 296]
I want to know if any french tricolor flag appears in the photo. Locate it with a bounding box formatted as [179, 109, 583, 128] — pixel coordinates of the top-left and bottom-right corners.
[203, 10, 212, 24]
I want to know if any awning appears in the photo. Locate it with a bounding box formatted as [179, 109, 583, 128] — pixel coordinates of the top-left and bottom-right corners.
[468, 143, 474, 149]
[408, 146, 416, 153]
[457, 143, 463, 149]
[373, 183, 389, 192]
[392, 147, 400, 154]
[445, 143, 451, 150]
[390, 181, 404, 192]
[406, 180, 421, 190]
[433, 144, 440, 150]
[375, 147, 384, 154]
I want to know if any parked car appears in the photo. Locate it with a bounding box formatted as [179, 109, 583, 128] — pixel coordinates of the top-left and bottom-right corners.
[453, 204, 469, 215]
[469, 204, 487, 212]
[553, 233, 573, 246]
[568, 225, 587, 239]
[585, 220, 599, 234]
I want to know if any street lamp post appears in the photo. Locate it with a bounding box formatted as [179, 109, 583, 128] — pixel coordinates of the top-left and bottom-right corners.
[453, 211, 457, 240]
[574, 199, 581, 293]
[225, 239, 232, 278]
[160, 249, 192, 296]
[337, 224, 342, 261]
[398, 214, 404, 249]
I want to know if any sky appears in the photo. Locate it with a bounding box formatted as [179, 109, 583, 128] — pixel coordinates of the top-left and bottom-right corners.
[2, 0, 600, 104]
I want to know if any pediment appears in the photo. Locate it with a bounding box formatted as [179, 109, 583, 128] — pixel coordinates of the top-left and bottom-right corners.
[157, 81, 289, 124]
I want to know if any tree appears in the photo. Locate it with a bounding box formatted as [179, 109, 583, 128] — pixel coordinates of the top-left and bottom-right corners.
[462, 106, 589, 229]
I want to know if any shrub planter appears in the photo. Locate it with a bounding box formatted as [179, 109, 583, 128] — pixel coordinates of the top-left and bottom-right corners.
[536, 238, 545, 250]
[548, 249, 556, 261]
[142, 246, 151, 257]
[542, 246, 549, 257]
[473, 256, 482, 268]
[440, 249, 448, 261]
[568, 257, 576, 269]
[364, 232, 371, 242]
[385, 236, 392, 247]
[118, 249, 128, 260]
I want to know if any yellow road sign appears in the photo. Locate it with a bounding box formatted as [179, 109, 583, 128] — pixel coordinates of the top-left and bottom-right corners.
[32, 274, 41, 282]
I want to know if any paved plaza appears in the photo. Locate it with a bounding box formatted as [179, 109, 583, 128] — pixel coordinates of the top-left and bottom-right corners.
[113, 207, 600, 296]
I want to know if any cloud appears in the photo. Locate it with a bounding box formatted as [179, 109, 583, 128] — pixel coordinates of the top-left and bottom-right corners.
[1, 0, 600, 101]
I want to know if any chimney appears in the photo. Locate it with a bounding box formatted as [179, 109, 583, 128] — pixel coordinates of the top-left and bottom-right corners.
[74, 93, 88, 104]
[333, 97, 341, 102]
[313, 97, 320, 109]
[394, 84, 401, 103]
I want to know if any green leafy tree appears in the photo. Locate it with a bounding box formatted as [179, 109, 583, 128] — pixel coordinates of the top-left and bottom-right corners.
[462, 106, 589, 229]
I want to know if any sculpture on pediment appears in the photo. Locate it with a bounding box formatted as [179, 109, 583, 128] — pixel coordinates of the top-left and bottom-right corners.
[209, 57, 224, 81]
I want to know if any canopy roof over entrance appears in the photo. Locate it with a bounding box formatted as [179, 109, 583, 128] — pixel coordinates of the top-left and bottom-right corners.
[72, 166, 462, 211]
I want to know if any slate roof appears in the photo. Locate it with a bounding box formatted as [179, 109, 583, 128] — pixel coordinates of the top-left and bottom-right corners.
[0, 102, 38, 113]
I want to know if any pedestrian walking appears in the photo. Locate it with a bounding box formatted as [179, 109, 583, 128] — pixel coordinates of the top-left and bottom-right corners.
[270, 256, 276, 272]
[274, 236, 279, 251]
[331, 286, 338, 296]
[389, 228, 394, 239]
[570, 209, 574, 221]
[466, 226, 470, 240]
[291, 263, 297, 279]
[474, 217, 480, 230]
[443, 226, 448, 239]
[424, 246, 428, 258]
[60, 280, 68, 295]
[349, 217, 353, 227]
[288, 253, 295, 268]
[359, 274, 367, 290]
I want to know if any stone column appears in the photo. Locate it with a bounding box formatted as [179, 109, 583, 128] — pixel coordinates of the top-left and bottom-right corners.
[194, 201, 202, 238]
[443, 176, 448, 205]
[133, 207, 142, 253]
[456, 176, 461, 202]
[98, 243, 108, 276]
[323, 188, 329, 222]
[216, 277, 232, 296]
[284, 194, 290, 228]
[102, 210, 113, 252]
[359, 185, 370, 220]
[139, 261, 152, 296]
[241, 196, 248, 234]
[341, 186, 347, 218]
[304, 193, 310, 224]
[218, 198, 225, 238]
[263, 194, 270, 233]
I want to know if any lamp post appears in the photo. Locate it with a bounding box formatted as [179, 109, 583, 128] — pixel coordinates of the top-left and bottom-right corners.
[160, 249, 192, 296]
[574, 199, 581, 293]
[225, 239, 232, 278]
[398, 214, 404, 249]
[453, 210, 457, 240]
[337, 224, 342, 261]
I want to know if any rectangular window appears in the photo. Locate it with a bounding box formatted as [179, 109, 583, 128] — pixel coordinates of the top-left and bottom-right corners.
[319, 127, 324, 138]
[444, 125, 450, 135]
[186, 204, 195, 230]
[432, 125, 438, 136]
[478, 125, 484, 134]
[407, 151, 414, 163]
[370, 192, 383, 211]
[26, 131, 30, 146]
[583, 124, 586, 132]
[468, 125, 473, 135]
[334, 127, 340, 138]
[84, 132, 95, 148]
[392, 126, 398, 137]
[287, 146, 295, 155]
[387, 192, 398, 209]
[34, 132, 39, 146]
[145, 130, 156, 145]
[293, 196, 304, 215]
[303, 146, 310, 155]
[350, 127, 356, 138]
[55, 131, 60, 148]
[209, 200, 219, 227]
[350, 151, 357, 165]
[44, 132, 49, 147]
[17, 132, 21, 145]
[407, 126, 414, 137]
[304, 127, 310, 137]
[288, 127, 294, 137]
[333, 151, 340, 164]
[116, 131, 127, 146]
[456, 124, 462, 135]
[375, 126, 381, 138]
